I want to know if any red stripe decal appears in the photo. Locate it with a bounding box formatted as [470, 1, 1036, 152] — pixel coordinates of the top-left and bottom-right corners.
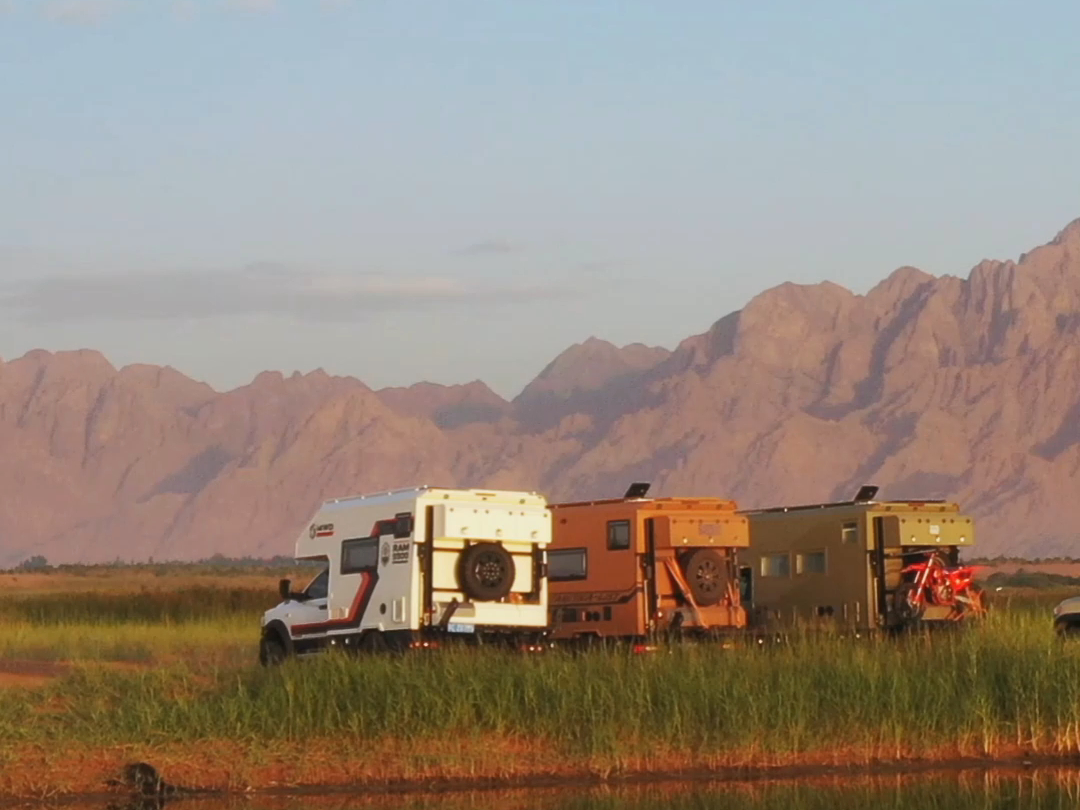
[292, 571, 375, 635]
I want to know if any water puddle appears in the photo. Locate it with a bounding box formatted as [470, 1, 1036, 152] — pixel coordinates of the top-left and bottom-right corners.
[52, 767, 1080, 810]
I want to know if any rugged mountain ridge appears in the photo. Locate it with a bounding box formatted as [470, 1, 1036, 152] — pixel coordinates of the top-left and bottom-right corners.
[3, 219, 1080, 564]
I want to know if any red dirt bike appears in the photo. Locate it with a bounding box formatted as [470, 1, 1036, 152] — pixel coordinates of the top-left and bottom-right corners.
[894, 551, 987, 624]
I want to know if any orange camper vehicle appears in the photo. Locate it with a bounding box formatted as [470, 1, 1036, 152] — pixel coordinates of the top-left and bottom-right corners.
[546, 483, 749, 644]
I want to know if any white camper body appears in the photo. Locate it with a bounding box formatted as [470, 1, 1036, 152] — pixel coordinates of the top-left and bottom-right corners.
[259, 486, 552, 661]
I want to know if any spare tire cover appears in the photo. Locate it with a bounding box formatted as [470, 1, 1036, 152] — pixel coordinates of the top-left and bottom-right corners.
[682, 548, 728, 607]
[458, 542, 516, 601]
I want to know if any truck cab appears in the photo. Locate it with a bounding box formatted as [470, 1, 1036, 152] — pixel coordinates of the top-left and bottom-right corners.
[259, 485, 552, 663]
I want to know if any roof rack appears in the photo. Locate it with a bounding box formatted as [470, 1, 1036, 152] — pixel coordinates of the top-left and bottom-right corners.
[322, 485, 436, 505]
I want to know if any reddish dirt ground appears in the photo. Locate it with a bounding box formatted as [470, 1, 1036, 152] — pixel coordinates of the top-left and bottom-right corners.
[0, 661, 69, 690]
[0, 659, 153, 691]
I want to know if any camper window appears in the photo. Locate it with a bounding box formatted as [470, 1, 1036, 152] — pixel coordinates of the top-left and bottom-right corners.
[549, 548, 588, 581]
[796, 550, 827, 575]
[607, 520, 631, 550]
[760, 553, 791, 578]
[303, 568, 329, 600]
[841, 522, 858, 543]
[341, 537, 379, 575]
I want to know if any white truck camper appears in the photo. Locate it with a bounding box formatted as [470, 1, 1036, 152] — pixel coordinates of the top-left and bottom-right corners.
[259, 486, 552, 664]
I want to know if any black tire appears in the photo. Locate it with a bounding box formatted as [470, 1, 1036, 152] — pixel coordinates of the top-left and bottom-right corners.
[1056, 619, 1080, 638]
[259, 633, 288, 667]
[458, 542, 516, 601]
[894, 583, 925, 624]
[682, 548, 727, 606]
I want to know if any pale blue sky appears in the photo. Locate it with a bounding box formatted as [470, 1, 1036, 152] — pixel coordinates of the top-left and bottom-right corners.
[1, 0, 1078, 398]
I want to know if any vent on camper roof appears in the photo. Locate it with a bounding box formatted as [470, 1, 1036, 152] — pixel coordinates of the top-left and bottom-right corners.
[624, 482, 651, 499]
[854, 485, 879, 503]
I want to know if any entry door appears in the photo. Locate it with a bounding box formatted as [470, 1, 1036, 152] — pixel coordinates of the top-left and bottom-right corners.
[738, 565, 754, 607]
[643, 518, 658, 631]
[602, 516, 643, 634]
[286, 567, 330, 637]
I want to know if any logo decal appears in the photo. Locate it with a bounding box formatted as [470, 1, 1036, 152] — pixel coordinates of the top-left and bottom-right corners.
[380, 541, 391, 566]
[310, 523, 334, 539]
[391, 540, 410, 564]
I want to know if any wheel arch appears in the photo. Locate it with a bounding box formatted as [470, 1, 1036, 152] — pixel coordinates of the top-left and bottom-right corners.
[1054, 614, 1080, 633]
[262, 619, 296, 654]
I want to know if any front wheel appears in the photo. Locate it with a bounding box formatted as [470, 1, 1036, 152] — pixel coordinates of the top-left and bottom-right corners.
[259, 634, 288, 667]
[1056, 620, 1080, 639]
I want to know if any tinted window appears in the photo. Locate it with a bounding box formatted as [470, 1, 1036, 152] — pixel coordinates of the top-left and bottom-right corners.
[341, 537, 379, 574]
[549, 548, 587, 581]
[304, 568, 329, 600]
[393, 512, 414, 539]
[607, 520, 631, 550]
[760, 553, 790, 578]
[797, 550, 827, 575]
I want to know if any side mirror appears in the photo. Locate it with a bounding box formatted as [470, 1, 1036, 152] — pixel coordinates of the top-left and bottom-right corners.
[279, 578, 292, 602]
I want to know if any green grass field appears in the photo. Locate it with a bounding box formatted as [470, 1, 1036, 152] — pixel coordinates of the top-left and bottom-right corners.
[1, 571, 1079, 794]
[0, 584, 275, 664]
[2, 591, 1079, 755]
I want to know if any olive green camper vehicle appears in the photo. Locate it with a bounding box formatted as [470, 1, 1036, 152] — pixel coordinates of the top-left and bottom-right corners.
[738, 486, 985, 634]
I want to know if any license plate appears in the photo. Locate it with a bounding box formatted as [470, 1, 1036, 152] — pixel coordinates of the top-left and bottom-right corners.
[447, 622, 475, 634]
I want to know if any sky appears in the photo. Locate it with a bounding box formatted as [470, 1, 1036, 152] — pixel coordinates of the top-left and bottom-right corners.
[1, 0, 1079, 399]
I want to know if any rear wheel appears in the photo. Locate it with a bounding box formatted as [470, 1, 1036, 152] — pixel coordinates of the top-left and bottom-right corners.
[893, 583, 925, 625]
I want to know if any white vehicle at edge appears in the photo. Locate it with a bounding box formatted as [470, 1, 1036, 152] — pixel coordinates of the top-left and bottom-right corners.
[1052, 596, 1080, 636]
[259, 485, 552, 664]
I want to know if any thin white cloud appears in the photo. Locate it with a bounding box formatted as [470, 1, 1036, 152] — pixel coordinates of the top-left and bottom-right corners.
[225, 0, 276, 12]
[0, 263, 576, 323]
[42, 0, 129, 25]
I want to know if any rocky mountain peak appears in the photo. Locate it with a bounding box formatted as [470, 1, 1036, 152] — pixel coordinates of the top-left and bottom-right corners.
[4, 217, 1080, 565]
[515, 336, 670, 403]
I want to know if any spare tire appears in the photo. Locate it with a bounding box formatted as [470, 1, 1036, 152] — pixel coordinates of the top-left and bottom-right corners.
[458, 542, 516, 601]
[681, 548, 727, 606]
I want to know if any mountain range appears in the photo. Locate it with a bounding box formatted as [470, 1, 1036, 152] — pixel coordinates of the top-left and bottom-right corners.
[4, 218, 1080, 565]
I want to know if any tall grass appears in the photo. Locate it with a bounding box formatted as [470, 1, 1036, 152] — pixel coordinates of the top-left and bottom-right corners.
[0, 586, 269, 663]
[3, 602, 1079, 769]
[0, 586, 278, 624]
[0, 617, 253, 663]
